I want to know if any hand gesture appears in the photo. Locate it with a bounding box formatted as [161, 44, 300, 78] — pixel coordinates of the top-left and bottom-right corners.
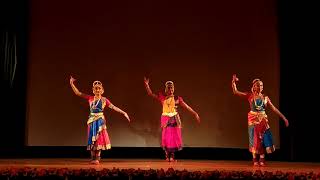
[70, 76, 76, 84]
[195, 113, 200, 124]
[124, 112, 131, 122]
[232, 74, 239, 82]
[144, 77, 150, 85]
[284, 118, 289, 127]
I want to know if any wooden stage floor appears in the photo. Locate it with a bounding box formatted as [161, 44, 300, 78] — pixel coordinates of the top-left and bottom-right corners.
[0, 159, 319, 173]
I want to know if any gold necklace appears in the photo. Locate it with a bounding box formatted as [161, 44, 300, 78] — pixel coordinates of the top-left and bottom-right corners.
[91, 97, 101, 108]
[253, 95, 264, 110]
[166, 96, 174, 108]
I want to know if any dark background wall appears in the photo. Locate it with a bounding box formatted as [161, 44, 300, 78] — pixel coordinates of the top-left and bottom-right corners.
[1, 0, 318, 162]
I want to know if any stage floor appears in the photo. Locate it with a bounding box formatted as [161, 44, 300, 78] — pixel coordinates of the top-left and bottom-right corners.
[1, 159, 319, 173]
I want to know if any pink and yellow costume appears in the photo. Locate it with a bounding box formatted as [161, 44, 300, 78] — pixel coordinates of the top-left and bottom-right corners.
[157, 93, 184, 153]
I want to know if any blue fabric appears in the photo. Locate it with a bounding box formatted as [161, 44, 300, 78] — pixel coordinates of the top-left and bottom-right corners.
[263, 129, 274, 148]
[87, 118, 105, 145]
[250, 98, 265, 112]
[248, 126, 274, 149]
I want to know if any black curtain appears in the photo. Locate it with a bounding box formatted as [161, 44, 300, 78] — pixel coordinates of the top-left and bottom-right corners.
[0, 0, 28, 149]
[278, 0, 318, 162]
[1, 32, 17, 88]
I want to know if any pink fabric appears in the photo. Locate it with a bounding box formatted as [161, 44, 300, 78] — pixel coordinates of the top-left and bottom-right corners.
[83, 94, 91, 100]
[248, 113, 268, 154]
[161, 116, 182, 149]
[96, 129, 111, 146]
[178, 96, 184, 104]
[87, 96, 111, 107]
[87, 126, 111, 147]
[247, 93, 268, 106]
[157, 93, 165, 103]
[157, 93, 183, 105]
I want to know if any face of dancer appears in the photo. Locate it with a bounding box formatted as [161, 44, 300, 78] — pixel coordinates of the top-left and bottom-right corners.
[253, 81, 263, 94]
[93, 85, 104, 96]
[166, 86, 174, 96]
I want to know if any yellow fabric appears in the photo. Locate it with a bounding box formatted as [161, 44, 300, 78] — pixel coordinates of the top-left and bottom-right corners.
[162, 96, 176, 114]
[162, 112, 177, 117]
[248, 111, 269, 127]
[87, 112, 105, 124]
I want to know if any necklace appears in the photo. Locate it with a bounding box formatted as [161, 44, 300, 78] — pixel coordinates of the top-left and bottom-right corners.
[166, 96, 174, 108]
[253, 95, 264, 111]
[91, 97, 101, 109]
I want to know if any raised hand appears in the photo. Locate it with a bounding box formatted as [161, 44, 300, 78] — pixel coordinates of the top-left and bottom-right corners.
[232, 74, 239, 82]
[70, 76, 76, 84]
[144, 77, 150, 85]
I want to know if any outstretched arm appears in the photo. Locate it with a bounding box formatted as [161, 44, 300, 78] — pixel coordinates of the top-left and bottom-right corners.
[266, 97, 289, 127]
[109, 104, 130, 122]
[231, 74, 248, 97]
[179, 98, 200, 123]
[144, 77, 158, 99]
[69, 76, 89, 99]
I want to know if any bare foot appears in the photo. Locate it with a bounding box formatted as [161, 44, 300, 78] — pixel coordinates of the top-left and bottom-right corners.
[90, 160, 100, 165]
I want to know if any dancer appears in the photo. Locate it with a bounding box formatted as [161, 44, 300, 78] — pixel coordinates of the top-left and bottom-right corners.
[231, 74, 289, 166]
[70, 76, 130, 164]
[144, 77, 200, 162]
